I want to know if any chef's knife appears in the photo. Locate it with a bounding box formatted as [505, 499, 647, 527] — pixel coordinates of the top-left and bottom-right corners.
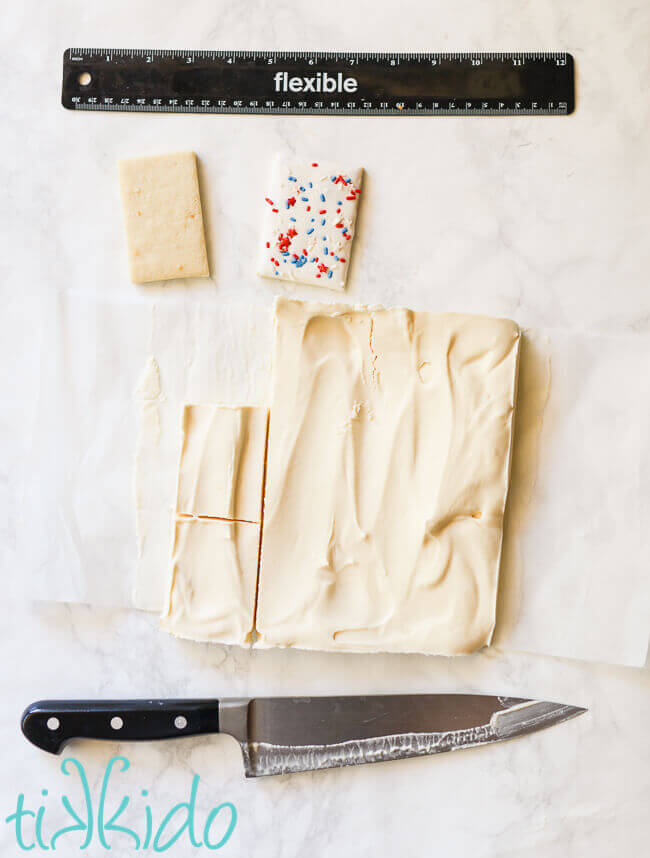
[22, 695, 586, 777]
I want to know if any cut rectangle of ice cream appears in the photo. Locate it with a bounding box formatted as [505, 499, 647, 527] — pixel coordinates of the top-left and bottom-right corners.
[160, 518, 260, 645]
[176, 404, 268, 522]
[257, 155, 363, 291]
[159, 404, 268, 645]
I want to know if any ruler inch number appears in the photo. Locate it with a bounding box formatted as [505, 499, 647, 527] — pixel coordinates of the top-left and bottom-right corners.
[62, 49, 574, 116]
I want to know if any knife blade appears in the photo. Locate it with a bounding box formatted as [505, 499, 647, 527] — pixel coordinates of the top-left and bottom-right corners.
[21, 694, 586, 777]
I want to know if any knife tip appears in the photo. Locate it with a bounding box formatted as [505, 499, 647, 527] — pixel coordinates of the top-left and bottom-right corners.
[491, 698, 588, 740]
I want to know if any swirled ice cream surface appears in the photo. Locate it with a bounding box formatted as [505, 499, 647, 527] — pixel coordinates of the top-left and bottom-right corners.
[256, 297, 520, 655]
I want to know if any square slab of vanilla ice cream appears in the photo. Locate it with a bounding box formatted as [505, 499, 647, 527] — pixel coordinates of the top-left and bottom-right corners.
[255, 298, 520, 656]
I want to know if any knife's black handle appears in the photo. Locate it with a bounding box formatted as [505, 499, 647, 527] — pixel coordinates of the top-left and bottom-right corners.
[21, 699, 220, 754]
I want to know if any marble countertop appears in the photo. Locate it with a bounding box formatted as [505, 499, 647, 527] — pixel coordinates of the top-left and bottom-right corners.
[2, 0, 650, 855]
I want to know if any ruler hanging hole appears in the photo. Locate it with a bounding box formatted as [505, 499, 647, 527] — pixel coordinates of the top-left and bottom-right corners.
[77, 71, 92, 87]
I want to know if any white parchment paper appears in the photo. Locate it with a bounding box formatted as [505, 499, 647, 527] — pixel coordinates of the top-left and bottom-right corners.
[19, 292, 650, 666]
[494, 330, 650, 665]
[132, 299, 271, 610]
[21, 292, 270, 609]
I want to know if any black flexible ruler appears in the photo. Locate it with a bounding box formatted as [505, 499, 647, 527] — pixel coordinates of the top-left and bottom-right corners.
[62, 50, 574, 116]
